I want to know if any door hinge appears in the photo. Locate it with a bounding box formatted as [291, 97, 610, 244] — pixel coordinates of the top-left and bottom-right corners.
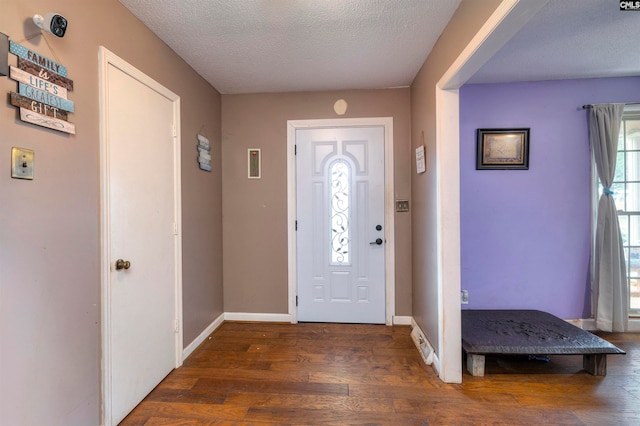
[295, 220, 298, 231]
[174, 319, 179, 333]
[296, 296, 298, 306]
[172, 124, 177, 138]
[294, 144, 297, 155]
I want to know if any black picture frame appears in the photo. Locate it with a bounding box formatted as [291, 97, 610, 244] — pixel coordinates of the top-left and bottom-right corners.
[476, 128, 530, 170]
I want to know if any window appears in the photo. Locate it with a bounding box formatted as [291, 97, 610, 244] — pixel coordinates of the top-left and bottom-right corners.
[605, 106, 640, 316]
[330, 160, 350, 264]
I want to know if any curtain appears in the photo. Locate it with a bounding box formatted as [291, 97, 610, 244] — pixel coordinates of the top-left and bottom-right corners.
[588, 103, 627, 332]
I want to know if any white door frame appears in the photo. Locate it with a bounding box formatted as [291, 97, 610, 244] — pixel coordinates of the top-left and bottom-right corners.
[287, 117, 395, 325]
[98, 46, 183, 425]
[432, 0, 548, 382]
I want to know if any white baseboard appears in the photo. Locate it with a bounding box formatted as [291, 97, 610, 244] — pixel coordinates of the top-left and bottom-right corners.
[409, 318, 435, 366]
[182, 313, 224, 360]
[565, 318, 596, 330]
[564, 317, 640, 332]
[393, 315, 412, 325]
[224, 312, 292, 322]
[580, 318, 597, 330]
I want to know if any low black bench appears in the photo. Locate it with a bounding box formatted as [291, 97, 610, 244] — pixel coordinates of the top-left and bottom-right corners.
[461, 309, 625, 376]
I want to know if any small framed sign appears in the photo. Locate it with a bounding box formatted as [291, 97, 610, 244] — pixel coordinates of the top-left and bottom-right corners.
[415, 145, 426, 174]
[476, 128, 530, 170]
[248, 148, 261, 179]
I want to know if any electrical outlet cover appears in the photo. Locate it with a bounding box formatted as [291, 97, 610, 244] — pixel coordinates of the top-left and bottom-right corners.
[11, 147, 35, 180]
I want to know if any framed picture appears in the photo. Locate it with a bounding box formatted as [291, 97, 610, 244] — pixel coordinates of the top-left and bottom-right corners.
[476, 128, 530, 170]
[248, 148, 261, 179]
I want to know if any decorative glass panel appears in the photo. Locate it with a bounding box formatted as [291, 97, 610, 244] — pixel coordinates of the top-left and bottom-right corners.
[330, 160, 350, 264]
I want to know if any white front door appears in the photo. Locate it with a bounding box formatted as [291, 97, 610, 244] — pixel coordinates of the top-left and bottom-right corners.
[296, 126, 385, 323]
[100, 48, 181, 425]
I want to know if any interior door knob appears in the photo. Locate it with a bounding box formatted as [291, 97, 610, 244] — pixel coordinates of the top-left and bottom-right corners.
[115, 259, 131, 270]
[369, 238, 383, 246]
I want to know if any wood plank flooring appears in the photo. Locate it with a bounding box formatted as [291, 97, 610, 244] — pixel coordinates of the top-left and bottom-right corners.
[120, 322, 640, 425]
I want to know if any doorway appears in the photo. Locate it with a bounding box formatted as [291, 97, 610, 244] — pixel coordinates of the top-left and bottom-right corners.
[99, 47, 182, 425]
[287, 118, 395, 325]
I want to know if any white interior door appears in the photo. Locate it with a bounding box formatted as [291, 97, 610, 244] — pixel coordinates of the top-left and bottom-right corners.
[100, 49, 181, 425]
[296, 126, 385, 323]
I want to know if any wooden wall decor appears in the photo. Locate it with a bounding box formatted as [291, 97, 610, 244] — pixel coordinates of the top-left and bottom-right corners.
[7, 40, 75, 134]
[197, 134, 212, 172]
[0, 32, 8, 76]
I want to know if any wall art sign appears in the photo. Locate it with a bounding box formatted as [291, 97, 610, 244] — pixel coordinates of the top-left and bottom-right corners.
[197, 134, 211, 172]
[9, 41, 67, 76]
[415, 145, 426, 174]
[17, 57, 73, 90]
[7, 41, 75, 134]
[0, 32, 8, 76]
[476, 128, 530, 170]
[10, 92, 68, 120]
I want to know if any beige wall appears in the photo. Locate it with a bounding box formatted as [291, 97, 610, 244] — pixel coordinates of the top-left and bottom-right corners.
[0, 1, 222, 424]
[221, 89, 412, 316]
[410, 0, 503, 355]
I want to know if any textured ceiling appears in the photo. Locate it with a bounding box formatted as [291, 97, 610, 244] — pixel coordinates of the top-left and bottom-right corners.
[120, 0, 639, 94]
[119, 0, 462, 94]
[468, 0, 640, 84]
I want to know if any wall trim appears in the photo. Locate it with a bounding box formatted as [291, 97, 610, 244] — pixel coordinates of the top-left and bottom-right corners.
[220, 313, 416, 326]
[182, 313, 225, 360]
[224, 312, 292, 323]
[286, 117, 396, 325]
[565, 318, 597, 330]
[393, 316, 413, 325]
[428, 0, 549, 384]
[410, 318, 436, 368]
[566, 317, 640, 332]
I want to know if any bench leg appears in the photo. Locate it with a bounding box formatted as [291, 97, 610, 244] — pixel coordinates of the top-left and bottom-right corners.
[467, 353, 485, 376]
[583, 354, 607, 376]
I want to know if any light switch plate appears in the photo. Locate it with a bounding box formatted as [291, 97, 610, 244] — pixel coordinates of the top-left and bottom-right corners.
[395, 199, 409, 212]
[11, 147, 35, 180]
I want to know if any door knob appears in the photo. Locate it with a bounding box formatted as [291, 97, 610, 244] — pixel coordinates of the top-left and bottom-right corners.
[115, 259, 131, 270]
[369, 238, 383, 246]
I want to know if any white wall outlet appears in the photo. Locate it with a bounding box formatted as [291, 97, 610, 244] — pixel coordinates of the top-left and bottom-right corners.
[11, 147, 34, 180]
[461, 289, 469, 304]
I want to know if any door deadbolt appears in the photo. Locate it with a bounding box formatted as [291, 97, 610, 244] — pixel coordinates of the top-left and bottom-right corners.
[115, 259, 131, 270]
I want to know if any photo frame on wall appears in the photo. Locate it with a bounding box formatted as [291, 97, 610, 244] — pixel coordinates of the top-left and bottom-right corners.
[476, 128, 530, 170]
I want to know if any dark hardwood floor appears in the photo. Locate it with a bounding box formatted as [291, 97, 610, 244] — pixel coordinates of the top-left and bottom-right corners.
[121, 322, 640, 425]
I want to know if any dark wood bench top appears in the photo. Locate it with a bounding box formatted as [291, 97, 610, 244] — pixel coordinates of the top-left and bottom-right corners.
[461, 309, 625, 356]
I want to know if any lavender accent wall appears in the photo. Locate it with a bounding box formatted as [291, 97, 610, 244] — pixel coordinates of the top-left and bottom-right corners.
[460, 77, 640, 319]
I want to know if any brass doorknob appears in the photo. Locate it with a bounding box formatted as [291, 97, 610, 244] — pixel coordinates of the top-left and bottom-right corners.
[115, 259, 131, 270]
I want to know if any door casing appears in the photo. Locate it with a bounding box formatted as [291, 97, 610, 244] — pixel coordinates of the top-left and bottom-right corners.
[98, 46, 183, 426]
[287, 117, 395, 325]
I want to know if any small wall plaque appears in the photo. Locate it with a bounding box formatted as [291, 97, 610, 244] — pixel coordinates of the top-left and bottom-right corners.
[248, 149, 261, 179]
[415, 145, 426, 174]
